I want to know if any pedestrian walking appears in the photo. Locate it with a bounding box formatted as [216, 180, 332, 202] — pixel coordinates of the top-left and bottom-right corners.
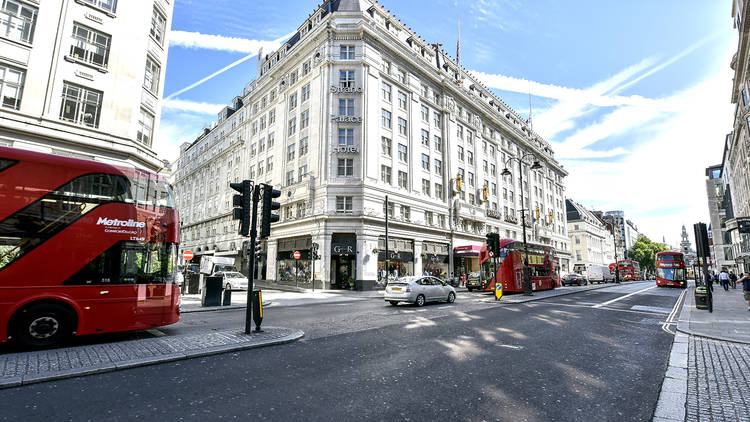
[740, 273, 750, 311]
[729, 271, 738, 289]
[719, 268, 730, 291]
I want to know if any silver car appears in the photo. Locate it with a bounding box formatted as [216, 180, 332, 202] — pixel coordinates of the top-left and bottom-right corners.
[215, 271, 249, 290]
[384, 276, 456, 306]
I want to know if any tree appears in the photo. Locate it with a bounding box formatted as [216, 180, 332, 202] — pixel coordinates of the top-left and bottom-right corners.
[629, 236, 668, 273]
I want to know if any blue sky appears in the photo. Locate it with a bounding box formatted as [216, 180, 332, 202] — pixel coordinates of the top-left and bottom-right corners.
[158, 0, 737, 247]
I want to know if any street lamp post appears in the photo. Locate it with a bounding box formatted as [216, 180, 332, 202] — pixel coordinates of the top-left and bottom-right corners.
[611, 227, 621, 284]
[501, 154, 542, 296]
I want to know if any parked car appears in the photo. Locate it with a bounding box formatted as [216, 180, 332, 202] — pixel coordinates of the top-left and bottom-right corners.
[562, 273, 588, 286]
[588, 265, 614, 284]
[214, 271, 249, 290]
[384, 276, 456, 306]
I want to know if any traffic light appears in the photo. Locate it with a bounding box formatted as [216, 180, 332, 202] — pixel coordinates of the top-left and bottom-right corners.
[486, 232, 500, 255]
[254, 239, 263, 259]
[535, 207, 540, 220]
[456, 174, 462, 192]
[548, 211, 554, 224]
[260, 184, 281, 238]
[230, 180, 252, 236]
[482, 185, 488, 202]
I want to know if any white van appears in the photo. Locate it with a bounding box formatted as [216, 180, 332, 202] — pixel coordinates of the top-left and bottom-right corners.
[588, 265, 614, 284]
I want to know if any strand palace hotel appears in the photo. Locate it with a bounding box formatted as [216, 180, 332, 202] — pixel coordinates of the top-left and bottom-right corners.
[173, 0, 571, 290]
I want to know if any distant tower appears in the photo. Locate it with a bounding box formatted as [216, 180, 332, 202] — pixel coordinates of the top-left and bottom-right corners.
[680, 225, 691, 255]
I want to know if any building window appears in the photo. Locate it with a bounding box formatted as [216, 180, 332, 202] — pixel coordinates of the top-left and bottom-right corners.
[289, 92, 298, 110]
[483, 160, 488, 172]
[339, 70, 355, 88]
[381, 109, 392, 128]
[339, 98, 354, 116]
[384, 201, 395, 218]
[259, 138, 266, 152]
[421, 84, 428, 97]
[302, 60, 311, 75]
[340, 45, 355, 60]
[288, 117, 297, 135]
[299, 137, 309, 156]
[457, 125, 463, 139]
[490, 163, 496, 176]
[434, 135, 442, 152]
[336, 196, 353, 214]
[398, 171, 408, 189]
[286, 170, 295, 187]
[0, 0, 37, 44]
[425, 211, 433, 225]
[268, 132, 275, 147]
[338, 128, 354, 145]
[434, 159, 442, 175]
[422, 179, 430, 196]
[382, 60, 391, 74]
[80, 0, 117, 14]
[144, 56, 160, 95]
[0, 64, 25, 110]
[298, 165, 307, 182]
[266, 157, 274, 172]
[381, 165, 392, 184]
[400, 205, 410, 221]
[260, 116, 267, 131]
[59, 82, 102, 128]
[421, 129, 429, 146]
[301, 84, 310, 102]
[300, 110, 309, 129]
[150, 7, 166, 45]
[398, 117, 407, 136]
[421, 154, 430, 171]
[458, 146, 464, 161]
[136, 108, 154, 147]
[289, 70, 298, 85]
[398, 144, 407, 162]
[382, 82, 392, 102]
[269, 109, 276, 125]
[287, 144, 295, 161]
[435, 184, 444, 200]
[382, 137, 392, 156]
[468, 172, 474, 187]
[70, 23, 111, 68]
[421, 105, 429, 121]
[398, 91, 407, 109]
[337, 158, 353, 176]
[433, 112, 441, 127]
[467, 151, 474, 165]
[396, 70, 406, 84]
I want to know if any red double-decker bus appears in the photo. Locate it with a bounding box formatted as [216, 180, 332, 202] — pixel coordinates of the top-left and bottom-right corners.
[469, 239, 558, 293]
[0, 147, 180, 348]
[655, 252, 687, 288]
[617, 260, 641, 281]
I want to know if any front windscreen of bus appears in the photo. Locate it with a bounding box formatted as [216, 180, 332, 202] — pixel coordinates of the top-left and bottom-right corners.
[658, 255, 682, 261]
[657, 268, 685, 281]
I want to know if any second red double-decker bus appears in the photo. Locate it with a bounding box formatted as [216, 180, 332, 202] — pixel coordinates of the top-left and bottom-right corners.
[655, 252, 687, 288]
[0, 147, 181, 348]
[617, 260, 641, 281]
[469, 239, 558, 293]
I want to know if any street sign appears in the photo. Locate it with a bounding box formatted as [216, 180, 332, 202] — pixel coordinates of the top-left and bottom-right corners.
[293, 251, 301, 259]
[183, 250, 194, 260]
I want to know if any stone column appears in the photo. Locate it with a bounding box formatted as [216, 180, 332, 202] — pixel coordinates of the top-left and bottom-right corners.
[357, 234, 379, 287]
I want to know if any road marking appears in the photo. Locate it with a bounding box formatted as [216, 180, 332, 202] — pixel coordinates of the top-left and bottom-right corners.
[661, 287, 687, 334]
[631, 305, 672, 314]
[592, 285, 656, 308]
[527, 301, 668, 316]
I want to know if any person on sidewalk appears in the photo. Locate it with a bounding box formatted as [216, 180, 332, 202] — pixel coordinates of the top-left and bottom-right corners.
[718, 268, 730, 291]
[740, 273, 750, 311]
[729, 271, 738, 289]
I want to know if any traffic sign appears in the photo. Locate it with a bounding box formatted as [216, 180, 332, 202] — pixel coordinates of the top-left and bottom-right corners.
[293, 251, 301, 259]
[183, 250, 194, 260]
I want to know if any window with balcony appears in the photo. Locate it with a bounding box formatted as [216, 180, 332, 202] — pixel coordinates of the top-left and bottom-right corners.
[70, 23, 111, 68]
[59, 82, 102, 128]
[0, 0, 37, 44]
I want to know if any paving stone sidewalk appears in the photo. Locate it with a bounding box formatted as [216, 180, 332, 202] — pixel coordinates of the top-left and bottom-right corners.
[677, 284, 750, 344]
[0, 326, 303, 389]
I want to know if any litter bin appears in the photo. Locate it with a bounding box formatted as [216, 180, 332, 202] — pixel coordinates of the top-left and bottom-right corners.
[222, 288, 232, 306]
[202, 276, 223, 307]
[694, 286, 709, 310]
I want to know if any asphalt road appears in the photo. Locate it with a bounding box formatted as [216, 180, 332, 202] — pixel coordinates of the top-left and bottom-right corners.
[0, 281, 684, 421]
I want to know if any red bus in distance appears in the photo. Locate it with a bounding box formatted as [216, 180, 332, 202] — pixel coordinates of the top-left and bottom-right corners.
[469, 239, 558, 293]
[655, 251, 687, 288]
[617, 259, 641, 281]
[0, 147, 181, 348]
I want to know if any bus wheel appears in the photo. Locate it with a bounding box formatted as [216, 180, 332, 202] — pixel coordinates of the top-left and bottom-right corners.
[11, 303, 74, 349]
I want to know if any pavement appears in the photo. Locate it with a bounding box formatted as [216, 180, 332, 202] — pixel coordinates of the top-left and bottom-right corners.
[654, 282, 750, 422]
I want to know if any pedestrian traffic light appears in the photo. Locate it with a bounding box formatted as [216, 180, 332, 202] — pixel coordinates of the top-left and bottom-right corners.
[230, 180, 252, 236]
[260, 184, 281, 238]
[254, 239, 263, 259]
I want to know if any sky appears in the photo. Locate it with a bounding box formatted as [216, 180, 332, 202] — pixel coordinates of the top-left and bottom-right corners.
[158, 0, 738, 248]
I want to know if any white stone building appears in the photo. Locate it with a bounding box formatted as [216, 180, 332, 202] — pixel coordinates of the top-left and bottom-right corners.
[173, 0, 570, 289]
[566, 199, 614, 273]
[0, 0, 173, 171]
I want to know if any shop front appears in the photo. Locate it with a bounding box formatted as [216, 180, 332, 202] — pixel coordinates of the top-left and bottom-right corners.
[422, 242, 450, 278]
[377, 236, 414, 283]
[276, 236, 312, 287]
[331, 234, 357, 289]
[453, 245, 481, 284]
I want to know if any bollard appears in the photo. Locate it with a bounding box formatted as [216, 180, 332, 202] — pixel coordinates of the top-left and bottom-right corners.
[252, 290, 263, 332]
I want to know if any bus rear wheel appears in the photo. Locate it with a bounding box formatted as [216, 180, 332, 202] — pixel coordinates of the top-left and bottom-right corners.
[11, 303, 74, 349]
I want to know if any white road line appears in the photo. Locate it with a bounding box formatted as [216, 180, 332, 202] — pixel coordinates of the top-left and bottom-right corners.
[592, 285, 656, 308]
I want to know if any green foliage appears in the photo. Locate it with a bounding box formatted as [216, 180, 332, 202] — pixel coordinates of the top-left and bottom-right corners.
[629, 236, 668, 273]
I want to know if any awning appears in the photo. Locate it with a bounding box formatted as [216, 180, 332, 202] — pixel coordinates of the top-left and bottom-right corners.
[454, 245, 481, 257]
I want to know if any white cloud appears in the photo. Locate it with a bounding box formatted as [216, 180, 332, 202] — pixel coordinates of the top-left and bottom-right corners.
[162, 99, 226, 114]
[169, 30, 291, 54]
